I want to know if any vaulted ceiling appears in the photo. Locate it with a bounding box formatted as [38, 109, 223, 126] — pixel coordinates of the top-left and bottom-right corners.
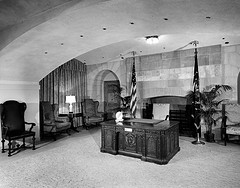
[0, 0, 240, 83]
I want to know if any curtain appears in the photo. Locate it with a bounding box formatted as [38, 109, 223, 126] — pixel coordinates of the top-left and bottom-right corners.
[39, 59, 87, 126]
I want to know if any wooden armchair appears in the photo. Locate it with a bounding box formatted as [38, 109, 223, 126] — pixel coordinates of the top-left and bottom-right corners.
[40, 101, 71, 140]
[81, 99, 104, 129]
[0, 100, 36, 157]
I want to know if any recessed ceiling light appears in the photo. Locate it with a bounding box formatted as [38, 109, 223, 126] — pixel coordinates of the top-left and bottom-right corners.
[225, 41, 229, 44]
[103, 27, 106, 30]
[206, 16, 211, 19]
[61, 43, 64, 45]
[80, 35, 83, 38]
[45, 51, 48, 54]
[163, 18, 168, 20]
[130, 22, 134, 25]
[222, 37, 225, 40]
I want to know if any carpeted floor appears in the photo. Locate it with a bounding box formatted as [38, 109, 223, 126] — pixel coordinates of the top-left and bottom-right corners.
[0, 126, 240, 188]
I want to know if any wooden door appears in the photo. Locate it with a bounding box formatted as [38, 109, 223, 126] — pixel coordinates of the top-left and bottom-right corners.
[104, 80, 120, 120]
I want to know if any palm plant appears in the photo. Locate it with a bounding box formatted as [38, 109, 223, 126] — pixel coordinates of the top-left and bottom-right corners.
[113, 86, 131, 110]
[186, 84, 232, 140]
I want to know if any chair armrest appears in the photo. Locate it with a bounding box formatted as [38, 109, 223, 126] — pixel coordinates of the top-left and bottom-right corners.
[55, 116, 69, 123]
[44, 120, 53, 124]
[25, 122, 36, 132]
[165, 115, 169, 120]
[96, 112, 105, 117]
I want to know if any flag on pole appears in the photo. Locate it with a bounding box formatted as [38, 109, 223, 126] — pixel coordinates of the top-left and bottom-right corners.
[192, 41, 201, 130]
[191, 41, 205, 145]
[130, 52, 137, 118]
[193, 48, 200, 95]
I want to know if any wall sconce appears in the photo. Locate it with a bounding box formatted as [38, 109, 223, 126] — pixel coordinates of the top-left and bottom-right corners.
[66, 95, 76, 113]
[145, 35, 159, 44]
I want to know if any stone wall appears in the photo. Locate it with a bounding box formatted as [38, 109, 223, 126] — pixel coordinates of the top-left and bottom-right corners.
[137, 45, 222, 98]
[87, 44, 235, 104]
[222, 44, 240, 102]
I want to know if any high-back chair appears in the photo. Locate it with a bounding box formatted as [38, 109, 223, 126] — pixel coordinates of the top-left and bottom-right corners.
[40, 101, 71, 140]
[81, 99, 104, 129]
[0, 100, 36, 156]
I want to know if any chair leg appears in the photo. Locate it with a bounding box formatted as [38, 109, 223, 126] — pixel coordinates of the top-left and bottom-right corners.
[32, 136, 36, 150]
[50, 132, 57, 141]
[8, 139, 12, 157]
[1, 139, 5, 153]
[225, 134, 228, 146]
[22, 137, 26, 148]
[66, 129, 71, 135]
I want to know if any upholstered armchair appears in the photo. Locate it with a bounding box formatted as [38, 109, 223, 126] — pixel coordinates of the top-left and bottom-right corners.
[0, 100, 36, 156]
[40, 101, 71, 140]
[81, 99, 104, 129]
[222, 115, 240, 146]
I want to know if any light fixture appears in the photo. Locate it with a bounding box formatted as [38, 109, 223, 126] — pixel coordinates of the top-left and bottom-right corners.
[66, 95, 76, 113]
[145, 35, 159, 44]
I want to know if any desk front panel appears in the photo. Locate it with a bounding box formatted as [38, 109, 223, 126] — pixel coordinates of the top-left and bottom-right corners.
[101, 119, 180, 164]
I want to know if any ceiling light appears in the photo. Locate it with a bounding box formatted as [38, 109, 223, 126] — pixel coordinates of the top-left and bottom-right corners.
[145, 35, 159, 44]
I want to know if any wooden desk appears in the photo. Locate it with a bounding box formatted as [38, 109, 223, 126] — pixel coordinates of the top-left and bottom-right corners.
[101, 119, 180, 165]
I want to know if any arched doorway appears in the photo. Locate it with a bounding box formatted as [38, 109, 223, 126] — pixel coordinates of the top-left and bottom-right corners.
[103, 71, 120, 120]
[92, 70, 120, 119]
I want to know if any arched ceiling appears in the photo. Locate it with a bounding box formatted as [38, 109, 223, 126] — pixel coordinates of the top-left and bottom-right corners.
[0, 0, 240, 83]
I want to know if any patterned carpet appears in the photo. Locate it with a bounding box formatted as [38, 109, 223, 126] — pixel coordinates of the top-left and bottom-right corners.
[0, 127, 240, 188]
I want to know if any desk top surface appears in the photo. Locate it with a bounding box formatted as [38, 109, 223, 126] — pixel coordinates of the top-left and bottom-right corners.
[101, 118, 178, 130]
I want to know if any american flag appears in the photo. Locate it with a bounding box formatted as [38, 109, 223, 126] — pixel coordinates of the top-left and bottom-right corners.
[192, 43, 201, 130]
[130, 52, 137, 118]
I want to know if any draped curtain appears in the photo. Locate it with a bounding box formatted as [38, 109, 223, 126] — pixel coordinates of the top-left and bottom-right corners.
[39, 59, 87, 120]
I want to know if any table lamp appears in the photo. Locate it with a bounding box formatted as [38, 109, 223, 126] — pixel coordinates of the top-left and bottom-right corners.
[66, 95, 76, 113]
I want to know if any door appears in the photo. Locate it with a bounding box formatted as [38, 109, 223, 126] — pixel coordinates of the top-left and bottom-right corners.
[104, 80, 121, 120]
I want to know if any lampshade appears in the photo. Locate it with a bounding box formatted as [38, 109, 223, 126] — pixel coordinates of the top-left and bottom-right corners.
[145, 35, 159, 44]
[66, 95, 76, 104]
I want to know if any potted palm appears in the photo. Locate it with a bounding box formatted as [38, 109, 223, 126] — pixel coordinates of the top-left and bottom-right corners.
[186, 84, 232, 142]
[113, 86, 131, 118]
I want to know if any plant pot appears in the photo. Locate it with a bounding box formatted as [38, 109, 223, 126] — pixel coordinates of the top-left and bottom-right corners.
[204, 133, 215, 142]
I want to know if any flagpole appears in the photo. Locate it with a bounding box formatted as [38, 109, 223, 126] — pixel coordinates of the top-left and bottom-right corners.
[130, 51, 137, 118]
[191, 41, 205, 145]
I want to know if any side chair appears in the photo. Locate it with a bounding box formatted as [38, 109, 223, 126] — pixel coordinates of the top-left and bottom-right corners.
[0, 100, 36, 157]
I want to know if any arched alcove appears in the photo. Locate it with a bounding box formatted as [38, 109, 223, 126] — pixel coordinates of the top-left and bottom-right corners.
[91, 69, 119, 112]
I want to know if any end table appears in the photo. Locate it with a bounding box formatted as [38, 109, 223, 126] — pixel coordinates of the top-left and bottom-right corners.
[59, 113, 83, 132]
